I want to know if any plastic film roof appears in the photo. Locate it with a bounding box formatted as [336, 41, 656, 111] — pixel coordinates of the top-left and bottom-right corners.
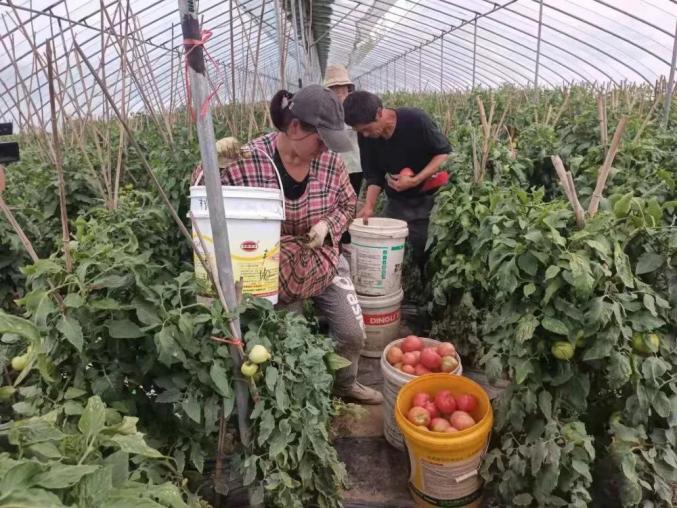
[0, 0, 676, 128]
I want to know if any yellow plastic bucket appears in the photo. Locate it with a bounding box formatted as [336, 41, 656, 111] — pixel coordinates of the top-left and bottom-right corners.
[395, 374, 493, 508]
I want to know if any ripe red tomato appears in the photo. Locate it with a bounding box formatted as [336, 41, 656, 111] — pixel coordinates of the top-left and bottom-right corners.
[455, 394, 478, 413]
[449, 410, 476, 430]
[436, 342, 456, 357]
[402, 352, 418, 366]
[414, 364, 431, 376]
[434, 390, 457, 414]
[401, 335, 423, 353]
[411, 351, 422, 363]
[387, 346, 403, 365]
[423, 401, 440, 419]
[407, 406, 431, 426]
[430, 418, 451, 432]
[400, 167, 415, 177]
[420, 348, 442, 371]
[412, 392, 433, 408]
[401, 364, 416, 375]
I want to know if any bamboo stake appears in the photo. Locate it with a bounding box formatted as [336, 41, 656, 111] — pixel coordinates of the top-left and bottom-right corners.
[46, 40, 72, 273]
[589, 117, 628, 217]
[551, 156, 585, 229]
[597, 94, 608, 157]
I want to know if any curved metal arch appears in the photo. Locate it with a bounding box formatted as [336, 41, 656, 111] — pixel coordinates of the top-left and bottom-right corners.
[533, 0, 670, 66]
[436, 0, 625, 84]
[344, 0, 596, 83]
[499, 3, 653, 84]
[592, 0, 673, 38]
[325, 10, 535, 88]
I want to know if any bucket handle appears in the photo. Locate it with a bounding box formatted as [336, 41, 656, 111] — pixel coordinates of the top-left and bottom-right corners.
[193, 145, 286, 220]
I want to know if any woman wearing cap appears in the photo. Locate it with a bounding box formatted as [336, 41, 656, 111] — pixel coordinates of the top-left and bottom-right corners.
[218, 85, 382, 405]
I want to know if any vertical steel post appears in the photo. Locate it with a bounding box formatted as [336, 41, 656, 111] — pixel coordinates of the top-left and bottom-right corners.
[534, 0, 544, 88]
[663, 20, 677, 127]
[289, 0, 303, 88]
[440, 34, 444, 92]
[177, 2, 258, 506]
[472, 18, 478, 89]
[404, 53, 407, 91]
[440, 35, 444, 91]
[418, 47, 422, 91]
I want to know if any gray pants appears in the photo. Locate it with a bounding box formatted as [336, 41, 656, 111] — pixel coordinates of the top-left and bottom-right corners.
[277, 255, 365, 391]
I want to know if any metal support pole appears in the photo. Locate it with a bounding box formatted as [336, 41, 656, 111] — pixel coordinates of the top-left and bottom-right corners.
[404, 53, 407, 91]
[176, 4, 257, 506]
[289, 0, 303, 88]
[472, 18, 478, 89]
[273, 0, 286, 88]
[534, 0, 544, 88]
[418, 47, 422, 91]
[663, 20, 677, 127]
[439, 36, 444, 91]
[297, 0, 308, 83]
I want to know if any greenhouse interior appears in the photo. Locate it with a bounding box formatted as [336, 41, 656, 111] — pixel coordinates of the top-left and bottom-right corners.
[0, 0, 676, 507]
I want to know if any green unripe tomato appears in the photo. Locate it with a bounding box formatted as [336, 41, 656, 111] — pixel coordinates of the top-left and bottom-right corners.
[240, 361, 258, 378]
[248, 345, 271, 364]
[10, 354, 28, 371]
[551, 341, 574, 361]
[631, 333, 660, 355]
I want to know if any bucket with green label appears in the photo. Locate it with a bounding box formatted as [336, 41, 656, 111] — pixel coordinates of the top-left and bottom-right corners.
[348, 218, 408, 296]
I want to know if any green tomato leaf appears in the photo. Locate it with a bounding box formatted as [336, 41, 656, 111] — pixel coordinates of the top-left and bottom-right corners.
[107, 320, 144, 339]
[0, 311, 41, 343]
[635, 252, 664, 275]
[78, 396, 106, 439]
[209, 362, 231, 398]
[614, 243, 635, 288]
[544, 265, 560, 280]
[57, 314, 84, 352]
[541, 317, 569, 336]
[108, 434, 163, 458]
[181, 391, 201, 424]
[35, 464, 100, 489]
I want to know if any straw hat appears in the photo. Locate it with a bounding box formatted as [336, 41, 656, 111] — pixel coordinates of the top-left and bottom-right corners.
[324, 64, 355, 91]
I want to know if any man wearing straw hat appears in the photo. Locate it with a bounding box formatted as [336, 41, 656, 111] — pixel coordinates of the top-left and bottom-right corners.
[324, 65, 363, 242]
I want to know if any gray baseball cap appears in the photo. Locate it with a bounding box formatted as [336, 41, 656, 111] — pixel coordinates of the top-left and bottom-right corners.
[288, 84, 353, 153]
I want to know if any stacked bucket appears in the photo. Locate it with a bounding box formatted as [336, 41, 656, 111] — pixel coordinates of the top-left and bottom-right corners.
[347, 218, 409, 357]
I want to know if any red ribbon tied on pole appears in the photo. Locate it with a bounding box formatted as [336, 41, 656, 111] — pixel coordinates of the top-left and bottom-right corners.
[183, 29, 223, 121]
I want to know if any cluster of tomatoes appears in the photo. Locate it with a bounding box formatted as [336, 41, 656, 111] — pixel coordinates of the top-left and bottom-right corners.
[386, 336, 459, 375]
[406, 390, 479, 433]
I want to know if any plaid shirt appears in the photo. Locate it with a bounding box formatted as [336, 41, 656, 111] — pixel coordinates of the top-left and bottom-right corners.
[211, 132, 356, 303]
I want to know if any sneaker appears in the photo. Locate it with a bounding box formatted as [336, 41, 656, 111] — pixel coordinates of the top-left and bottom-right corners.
[335, 382, 384, 405]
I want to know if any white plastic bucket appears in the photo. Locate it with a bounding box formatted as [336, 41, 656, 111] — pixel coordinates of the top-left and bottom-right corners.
[381, 338, 463, 450]
[359, 289, 404, 358]
[348, 218, 408, 296]
[189, 185, 284, 304]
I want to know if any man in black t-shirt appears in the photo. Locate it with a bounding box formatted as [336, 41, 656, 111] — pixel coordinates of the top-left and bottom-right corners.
[343, 91, 451, 275]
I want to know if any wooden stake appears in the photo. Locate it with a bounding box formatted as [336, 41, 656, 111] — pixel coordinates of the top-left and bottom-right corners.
[589, 117, 628, 217]
[46, 40, 72, 273]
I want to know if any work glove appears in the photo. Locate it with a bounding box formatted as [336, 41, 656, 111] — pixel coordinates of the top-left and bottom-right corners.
[305, 220, 329, 249]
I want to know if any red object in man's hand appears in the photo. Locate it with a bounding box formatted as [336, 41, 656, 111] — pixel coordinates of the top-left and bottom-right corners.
[421, 172, 449, 193]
